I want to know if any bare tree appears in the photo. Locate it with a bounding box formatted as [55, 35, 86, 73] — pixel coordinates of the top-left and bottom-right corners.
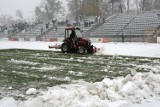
[68, 0, 81, 17]
[68, 0, 101, 17]
[136, 0, 154, 11]
[108, 0, 120, 14]
[84, 0, 100, 16]
[0, 15, 14, 25]
[35, 7, 42, 20]
[35, 0, 64, 22]
[16, 9, 23, 20]
[153, 0, 160, 10]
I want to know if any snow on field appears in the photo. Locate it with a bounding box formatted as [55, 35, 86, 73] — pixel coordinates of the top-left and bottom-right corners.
[0, 41, 160, 57]
[0, 41, 58, 51]
[0, 41, 160, 107]
[94, 42, 160, 57]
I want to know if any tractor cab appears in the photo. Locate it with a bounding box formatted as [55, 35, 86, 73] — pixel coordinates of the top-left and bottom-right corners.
[65, 27, 83, 39]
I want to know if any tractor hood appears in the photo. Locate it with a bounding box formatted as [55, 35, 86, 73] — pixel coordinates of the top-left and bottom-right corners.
[77, 37, 91, 46]
[78, 37, 90, 41]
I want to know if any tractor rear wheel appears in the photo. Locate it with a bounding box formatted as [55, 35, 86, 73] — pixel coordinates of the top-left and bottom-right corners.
[61, 43, 70, 53]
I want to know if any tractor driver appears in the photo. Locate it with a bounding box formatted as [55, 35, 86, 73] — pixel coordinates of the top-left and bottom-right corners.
[70, 30, 77, 47]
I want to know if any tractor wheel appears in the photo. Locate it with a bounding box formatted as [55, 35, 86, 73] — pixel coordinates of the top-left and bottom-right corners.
[78, 46, 85, 54]
[61, 43, 70, 53]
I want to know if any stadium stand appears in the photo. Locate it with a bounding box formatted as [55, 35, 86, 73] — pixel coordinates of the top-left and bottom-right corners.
[21, 24, 43, 38]
[90, 10, 160, 42]
[2, 11, 160, 43]
[40, 16, 96, 41]
[0, 15, 97, 41]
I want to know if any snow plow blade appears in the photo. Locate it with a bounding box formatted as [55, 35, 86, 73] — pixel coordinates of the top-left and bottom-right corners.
[93, 46, 100, 54]
[48, 44, 61, 49]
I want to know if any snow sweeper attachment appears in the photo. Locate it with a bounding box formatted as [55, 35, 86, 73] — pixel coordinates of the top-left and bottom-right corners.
[49, 27, 99, 54]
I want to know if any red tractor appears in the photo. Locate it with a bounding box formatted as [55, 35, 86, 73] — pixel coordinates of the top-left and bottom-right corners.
[61, 27, 94, 54]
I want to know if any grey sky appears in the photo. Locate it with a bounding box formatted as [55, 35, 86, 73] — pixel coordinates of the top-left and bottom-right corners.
[0, 0, 67, 19]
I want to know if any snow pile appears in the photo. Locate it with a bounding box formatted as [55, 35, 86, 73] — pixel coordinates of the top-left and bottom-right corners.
[0, 97, 17, 107]
[0, 72, 160, 107]
[26, 88, 37, 95]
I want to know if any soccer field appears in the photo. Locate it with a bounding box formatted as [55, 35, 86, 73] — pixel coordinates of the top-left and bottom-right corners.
[0, 49, 160, 99]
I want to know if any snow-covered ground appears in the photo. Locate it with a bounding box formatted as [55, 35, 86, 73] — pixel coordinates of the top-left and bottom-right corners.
[0, 41, 160, 57]
[0, 41, 160, 107]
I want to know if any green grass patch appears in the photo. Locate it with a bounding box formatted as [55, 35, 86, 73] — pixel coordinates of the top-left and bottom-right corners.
[0, 49, 160, 98]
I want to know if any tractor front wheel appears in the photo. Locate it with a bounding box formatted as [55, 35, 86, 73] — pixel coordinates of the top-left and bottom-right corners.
[61, 43, 70, 53]
[78, 46, 85, 54]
